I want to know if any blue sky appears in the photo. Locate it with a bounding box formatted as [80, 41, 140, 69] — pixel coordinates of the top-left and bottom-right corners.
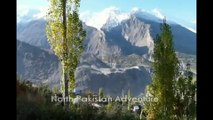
[17, 0, 196, 28]
[80, 0, 196, 22]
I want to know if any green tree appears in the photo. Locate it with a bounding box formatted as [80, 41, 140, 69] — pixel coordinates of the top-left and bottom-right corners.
[127, 89, 132, 111]
[144, 19, 179, 120]
[46, 0, 86, 110]
[174, 63, 196, 119]
[99, 87, 104, 99]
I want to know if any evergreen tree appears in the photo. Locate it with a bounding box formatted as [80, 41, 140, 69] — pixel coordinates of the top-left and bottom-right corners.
[144, 19, 179, 120]
[174, 62, 196, 119]
[46, 0, 86, 110]
[127, 89, 132, 111]
[99, 88, 104, 99]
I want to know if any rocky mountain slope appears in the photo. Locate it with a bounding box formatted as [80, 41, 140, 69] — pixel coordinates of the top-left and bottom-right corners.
[17, 9, 196, 96]
[17, 40, 60, 87]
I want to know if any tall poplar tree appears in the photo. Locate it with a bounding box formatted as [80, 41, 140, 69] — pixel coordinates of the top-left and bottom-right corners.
[144, 19, 179, 119]
[46, 0, 86, 109]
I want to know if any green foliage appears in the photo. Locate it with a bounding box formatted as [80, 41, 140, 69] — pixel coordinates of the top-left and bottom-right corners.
[46, 0, 86, 109]
[173, 64, 196, 119]
[17, 79, 141, 120]
[144, 19, 196, 120]
[52, 86, 60, 93]
[144, 19, 179, 120]
[99, 87, 104, 98]
[73, 103, 99, 120]
[127, 89, 132, 111]
[17, 79, 70, 120]
[103, 102, 139, 120]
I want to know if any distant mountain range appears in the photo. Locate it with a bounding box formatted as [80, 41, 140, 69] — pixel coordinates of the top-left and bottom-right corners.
[17, 19, 50, 49]
[17, 9, 196, 96]
[17, 40, 60, 87]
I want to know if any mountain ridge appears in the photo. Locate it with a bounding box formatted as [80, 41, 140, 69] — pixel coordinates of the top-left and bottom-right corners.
[16, 9, 196, 96]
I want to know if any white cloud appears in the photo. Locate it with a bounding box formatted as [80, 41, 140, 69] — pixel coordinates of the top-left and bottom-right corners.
[151, 8, 164, 19]
[80, 11, 92, 22]
[131, 7, 146, 13]
[32, 7, 48, 19]
[132, 7, 140, 12]
[17, 4, 48, 23]
[17, 5, 29, 17]
[17, 5, 30, 23]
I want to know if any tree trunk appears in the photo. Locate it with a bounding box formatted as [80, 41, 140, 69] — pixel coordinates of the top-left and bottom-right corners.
[64, 70, 69, 110]
[62, 0, 69, 111]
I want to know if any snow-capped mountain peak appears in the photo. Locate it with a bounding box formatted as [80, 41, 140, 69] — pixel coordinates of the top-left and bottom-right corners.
[130, 8, 163, 22]
[17, 6, 196, 33]
[17, 7, 47, 24]
[80, 7, 175, 30]
[80, 7, 129, 30]
[130, 8, 179, 25]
